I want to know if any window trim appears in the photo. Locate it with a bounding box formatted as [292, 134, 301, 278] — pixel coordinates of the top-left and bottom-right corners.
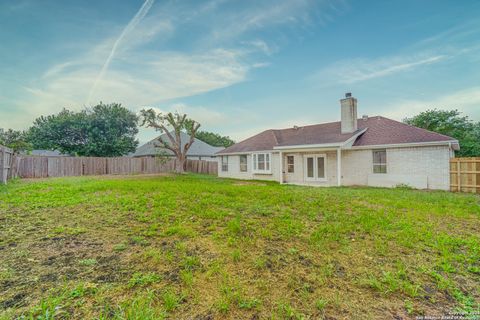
[239, 154, 248, 172]
[372, 149, 387, 174]
[287, 155, 295, 173]
[252, 152, 272, 174]
[221, 156, 228, 172]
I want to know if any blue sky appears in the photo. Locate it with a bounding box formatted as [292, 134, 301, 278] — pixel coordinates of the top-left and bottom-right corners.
[1, 0, 480, 143]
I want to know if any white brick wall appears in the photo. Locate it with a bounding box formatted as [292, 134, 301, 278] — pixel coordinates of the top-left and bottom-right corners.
[341, 149, 371, 186]
[342, 146, 451, 190]
[385, 146, 451, 190]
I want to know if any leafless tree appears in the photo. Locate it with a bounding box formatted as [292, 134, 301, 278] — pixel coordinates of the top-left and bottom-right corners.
[140, 109, 201, 173]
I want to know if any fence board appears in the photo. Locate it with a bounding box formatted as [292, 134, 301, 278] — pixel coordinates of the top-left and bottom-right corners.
[10, 156, 218, 179]
[0, 146, 13, 184]
[450, 157, 480, 194]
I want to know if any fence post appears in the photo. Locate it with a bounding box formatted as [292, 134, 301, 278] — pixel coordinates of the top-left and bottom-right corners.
[456, 159, 461, 192]
[0, 147, 4, 184]
[0, 146, 13, 184]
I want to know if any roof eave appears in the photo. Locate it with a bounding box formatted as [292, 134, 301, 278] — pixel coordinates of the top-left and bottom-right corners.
[351, 140, 460, 150]
[216, 149, 274, 155]
[273, 143, 343, 150]
[273, 127, 368, 151]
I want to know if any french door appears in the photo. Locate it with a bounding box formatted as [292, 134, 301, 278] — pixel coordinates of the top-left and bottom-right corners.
[304, 155, 326, 181]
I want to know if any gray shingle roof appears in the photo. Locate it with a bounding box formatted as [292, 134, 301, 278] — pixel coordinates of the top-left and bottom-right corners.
[132, 131, 223, 157]
[29, 150, 69, 157]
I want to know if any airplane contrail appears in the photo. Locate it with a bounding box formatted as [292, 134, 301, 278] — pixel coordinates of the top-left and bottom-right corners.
[86, 0, 155, 106]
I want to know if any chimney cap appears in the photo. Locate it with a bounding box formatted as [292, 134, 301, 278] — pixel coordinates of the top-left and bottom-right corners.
[362, 115, 368, 120]
[293, 125, 299, 130]
[345, 92, 352, 98]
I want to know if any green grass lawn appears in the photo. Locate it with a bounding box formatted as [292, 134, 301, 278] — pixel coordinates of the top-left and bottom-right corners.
[0, 174, 479, 319]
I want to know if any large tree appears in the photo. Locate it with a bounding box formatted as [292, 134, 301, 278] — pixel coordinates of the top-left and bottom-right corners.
[28, 103, 139, 157]
[140, 109, 201, 173]
[0, 129, 31, 153]
[403, 109, 480, 157]
[85, 103, 140, 156]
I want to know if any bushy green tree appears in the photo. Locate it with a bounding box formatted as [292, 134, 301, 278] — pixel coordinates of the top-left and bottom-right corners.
[194, 131, 234, 148]
[183, 121, 234, 147]
[0, 128, 31, 153]
[85, 103, 140, 156]
[28, 103, 139, 157]
[404, 109, 480, 157]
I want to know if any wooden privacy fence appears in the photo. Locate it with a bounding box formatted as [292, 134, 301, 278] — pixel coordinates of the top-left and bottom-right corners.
[10, 156, 217, 179]
[450, 157, 480, 194]
[0, 145, 14, 184]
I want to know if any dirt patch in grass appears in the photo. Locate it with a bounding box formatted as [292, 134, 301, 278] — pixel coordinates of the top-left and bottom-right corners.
[1, 234, 129, 314]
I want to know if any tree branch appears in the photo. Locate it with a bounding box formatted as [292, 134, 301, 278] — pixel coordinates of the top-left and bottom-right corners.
[183, 122, 201, 155]
[153, 137, 178, 155]
[159, 124, 179, 150]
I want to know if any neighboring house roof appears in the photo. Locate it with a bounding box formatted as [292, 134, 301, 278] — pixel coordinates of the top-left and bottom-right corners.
[218, 116, 458, 154]
[132, 131, 224, 157]
[29, 150, 69, 157]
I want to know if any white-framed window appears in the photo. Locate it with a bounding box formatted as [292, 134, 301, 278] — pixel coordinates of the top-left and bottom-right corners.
[221, 156, 228, 172]
[287, 155, 294, 173]
[252, 153, 271, 174]
[239, 155, 248, 172]
[372, 149, 387, 174]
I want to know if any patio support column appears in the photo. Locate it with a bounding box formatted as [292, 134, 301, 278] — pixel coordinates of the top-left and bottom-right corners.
[279, 151, 283, 184]
[337, 148, 342, 186]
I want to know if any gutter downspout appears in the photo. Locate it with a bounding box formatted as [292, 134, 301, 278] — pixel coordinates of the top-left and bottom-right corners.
[279, 151, 283, 184]
[337, 148, 342, 187]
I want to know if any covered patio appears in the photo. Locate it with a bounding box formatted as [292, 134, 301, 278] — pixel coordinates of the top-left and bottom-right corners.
[277, 146, 343, 187]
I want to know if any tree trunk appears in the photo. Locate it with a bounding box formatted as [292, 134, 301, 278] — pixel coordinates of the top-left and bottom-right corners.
[175, 155, 186, 173]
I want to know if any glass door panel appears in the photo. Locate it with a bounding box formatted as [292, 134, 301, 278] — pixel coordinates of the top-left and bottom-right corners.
[317, 156, 325, 179]
[306, 157, 314, 179]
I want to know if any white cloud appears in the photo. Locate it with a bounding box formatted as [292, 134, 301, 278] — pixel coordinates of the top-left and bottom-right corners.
[315, 53, 447, 84]
[136, 102, 241, 143]
[205, 0, 343, 44]
[211, 1, 310, 40]
[87, 0, 156, 105]
[227, 116, 326, 141]
[413, 19, 480, 49]
[20, 48, 249, 112]
[313, 19, 480, 87]
[1, 0, 340, 131]
[243, 39, 277, 56]
[382, 86, 480, 121]
[145, 103, 227, 126]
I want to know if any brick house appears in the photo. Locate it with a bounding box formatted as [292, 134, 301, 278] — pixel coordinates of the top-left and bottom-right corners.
[216, 93, 459, 190]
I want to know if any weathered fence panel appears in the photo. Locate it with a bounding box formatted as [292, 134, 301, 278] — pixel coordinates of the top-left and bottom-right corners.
[450, 157, 480, 194]
[11, 156, 217, 179]
[0, 145, 13, 184]
[185, 159, 217, 175]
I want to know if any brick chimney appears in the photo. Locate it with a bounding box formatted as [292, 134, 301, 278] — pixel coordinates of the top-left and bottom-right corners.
[340, 92, 358, 134]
